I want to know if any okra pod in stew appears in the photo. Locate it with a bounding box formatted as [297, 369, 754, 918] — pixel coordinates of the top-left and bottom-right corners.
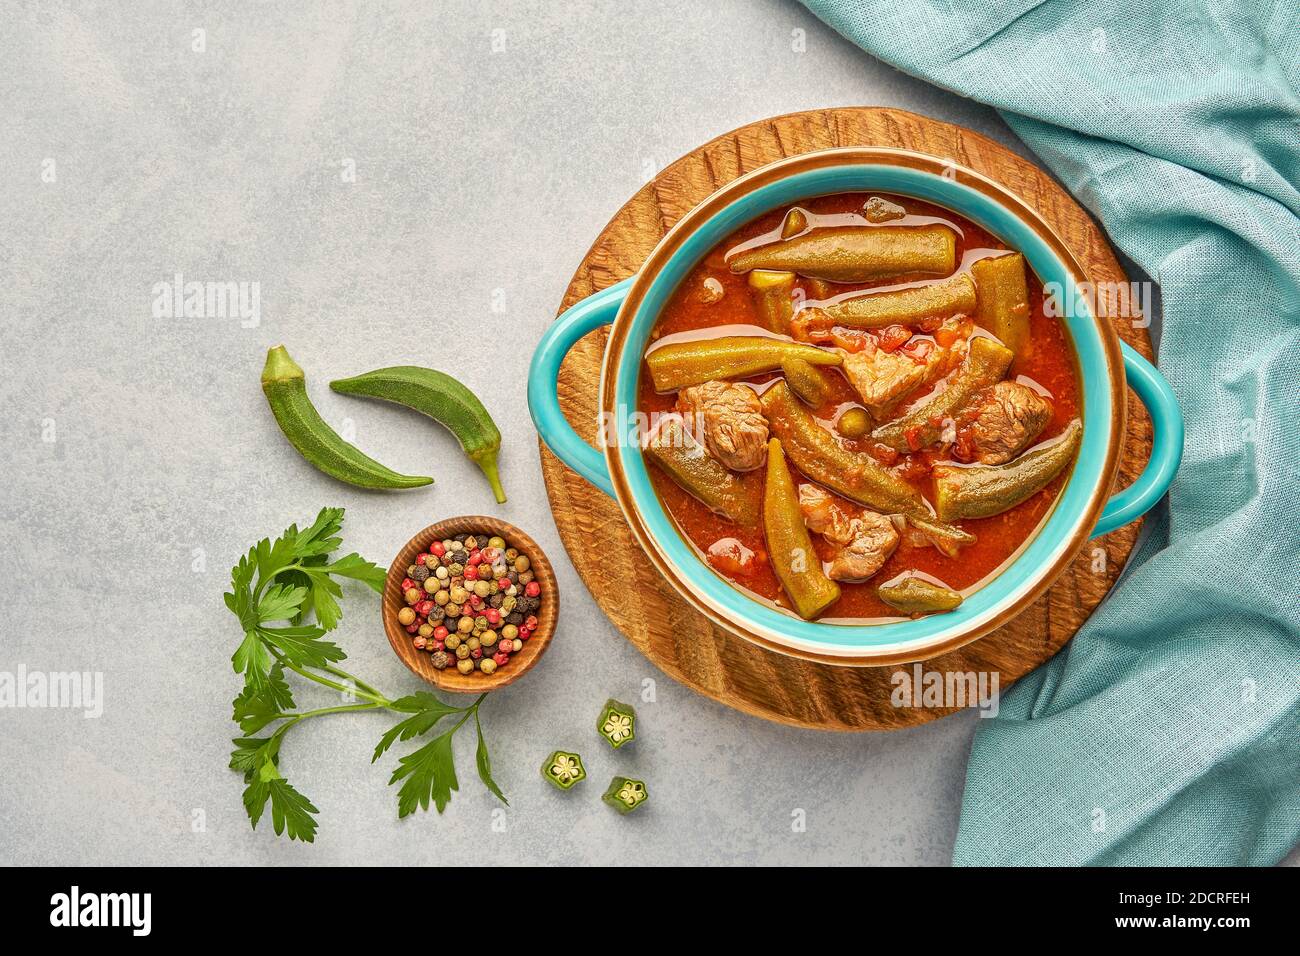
[645, 335, 840, 392]
[727, 223, 957, 282]
[638, 193, 1083, 622]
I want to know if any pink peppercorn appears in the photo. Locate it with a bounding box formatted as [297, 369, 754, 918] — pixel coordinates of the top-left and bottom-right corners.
[493, 651, 510, 667]
[415, 554, 427, 566]
[497, 577, 510, 590]
[433, 625, 449, 640]
[518, 627, 531, 640]
[525, 581, 541, 598]
[525, 615, 539, 630]
[413, 636, 427, 649]
[470, 648, 483, 660]
[485, 608, 500, 625]
[467, 552, 481, 567]
[405, 623, 418, 634]
[401, 578, 415, 591]
[432, 640, 445, 652]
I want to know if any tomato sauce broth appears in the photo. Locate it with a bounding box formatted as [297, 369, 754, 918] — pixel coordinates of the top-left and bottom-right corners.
[637, 193, 1082, 622]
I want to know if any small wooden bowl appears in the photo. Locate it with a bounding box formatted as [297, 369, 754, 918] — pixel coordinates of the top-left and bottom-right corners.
[383, 516, 559, 694]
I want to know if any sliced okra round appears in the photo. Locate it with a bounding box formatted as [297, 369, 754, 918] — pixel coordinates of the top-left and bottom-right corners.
[596, 698, 637, 749]
[602, 776, 648, 815]
[540, 750, 586, 791]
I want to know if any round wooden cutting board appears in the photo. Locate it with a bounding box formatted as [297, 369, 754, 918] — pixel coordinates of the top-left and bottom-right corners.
[539, 107, 1153, 731]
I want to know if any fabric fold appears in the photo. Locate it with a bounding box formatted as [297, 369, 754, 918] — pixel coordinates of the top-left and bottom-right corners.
[801, 0, 1300, 865]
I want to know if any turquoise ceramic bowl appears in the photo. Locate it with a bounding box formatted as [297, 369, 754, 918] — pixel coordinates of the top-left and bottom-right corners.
[529, 147, 1182, 665]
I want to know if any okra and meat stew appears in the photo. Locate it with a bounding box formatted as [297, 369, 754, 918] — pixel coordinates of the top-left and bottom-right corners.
[639, 194, 1083, 622]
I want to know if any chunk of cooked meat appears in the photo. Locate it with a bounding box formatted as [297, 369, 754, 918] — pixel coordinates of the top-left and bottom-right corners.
[965, 381, 1052, 464]
[675, 380, 768, 471]
[830, 514, 901, 581]
[917, 318, 971, 384]
[798, 484, 900, 582]
[797, 483, 840, 535]
[839, 317, 972, 417]
[838, 341, 925, 415]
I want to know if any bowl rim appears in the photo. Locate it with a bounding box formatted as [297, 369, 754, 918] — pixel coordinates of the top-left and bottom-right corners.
[597, 146, 1125, 666]
[381, 516, 559, 692]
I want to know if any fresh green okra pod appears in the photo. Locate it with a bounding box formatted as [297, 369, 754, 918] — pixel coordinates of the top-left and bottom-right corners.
[329, 365, 506, 502]
[260, 346, 433, 490]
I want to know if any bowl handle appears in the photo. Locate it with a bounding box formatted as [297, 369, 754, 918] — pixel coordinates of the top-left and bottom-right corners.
[528, 278, 634, 498]
[1092, 342, 1184, 537]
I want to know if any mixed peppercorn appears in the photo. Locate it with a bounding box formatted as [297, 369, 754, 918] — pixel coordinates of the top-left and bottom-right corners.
[396, 532, 544, 676]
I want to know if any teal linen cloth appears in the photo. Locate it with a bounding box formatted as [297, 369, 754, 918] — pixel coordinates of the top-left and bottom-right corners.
[801, 0, 1300, 865]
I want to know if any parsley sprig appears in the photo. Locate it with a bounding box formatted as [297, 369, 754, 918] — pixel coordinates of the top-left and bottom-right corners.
[223, 507, 506, 842]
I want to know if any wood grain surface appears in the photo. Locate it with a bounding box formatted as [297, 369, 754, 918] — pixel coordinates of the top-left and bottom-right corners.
[538, 107, 1153, 731]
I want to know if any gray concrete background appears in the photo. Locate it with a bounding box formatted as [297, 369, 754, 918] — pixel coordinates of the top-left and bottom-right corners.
[4, 0, 1276, 867]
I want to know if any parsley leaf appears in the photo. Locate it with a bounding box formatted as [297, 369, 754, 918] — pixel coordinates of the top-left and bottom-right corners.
[292, 507, 345, 558]
[262, 779, 319, 842]
[389, 729, 459, 817]
[232, 671, 293, 734]
[322, 552, 388, 593]
[372, 693, 463, 763]
[475, 710, 508, 806]
[224, 508, 506, 841]
[229, 735, 280, 776]
[257, 582, 309, 622]
[254, 532, 298, 585]
[300, 570, 344, 631]
[232, 630, 274, 693]
[256, 624, 345, 669]
[381, 696, 496, 817]
[242, 769, 319, 843]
